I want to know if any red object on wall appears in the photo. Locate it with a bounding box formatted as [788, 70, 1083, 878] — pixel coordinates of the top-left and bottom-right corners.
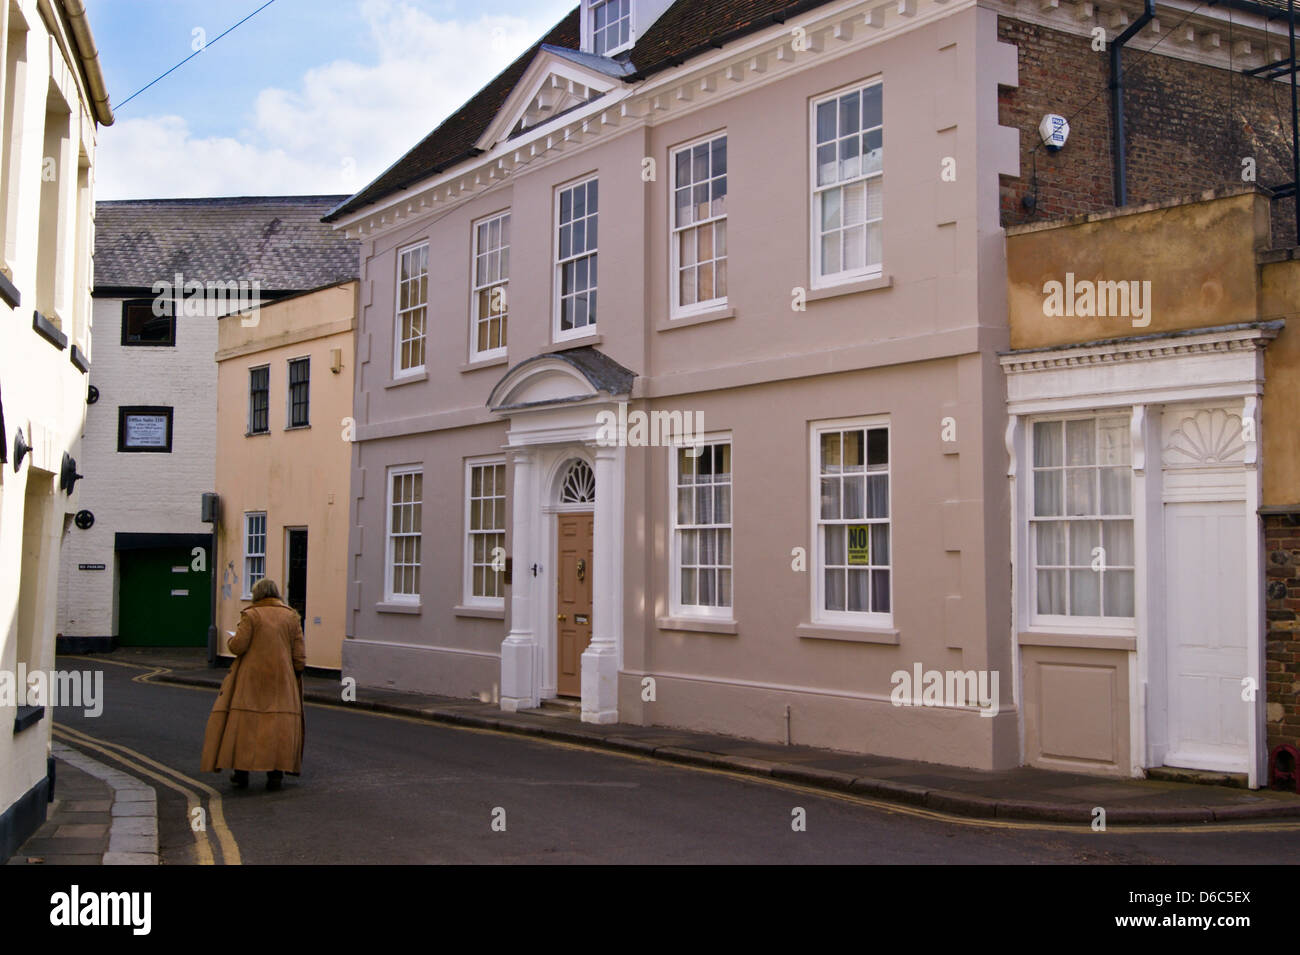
[1269, 744, 1299, 793]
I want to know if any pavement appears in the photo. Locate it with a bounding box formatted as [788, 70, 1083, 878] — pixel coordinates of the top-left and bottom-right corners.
[97, 646, 1300, 827]
[6, 742, 159, 866]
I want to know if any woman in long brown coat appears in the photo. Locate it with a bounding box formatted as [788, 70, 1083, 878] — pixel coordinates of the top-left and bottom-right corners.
[200, 577, 306, 791]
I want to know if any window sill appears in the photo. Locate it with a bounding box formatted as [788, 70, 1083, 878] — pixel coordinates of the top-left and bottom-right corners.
[0, 270, 20, 309]
[807, 273, 893, 302]
[284, 424, 311, 432]
[796, 622, 899, 645]
[1017, 630, 1136, 652]
[13, 704, 44, 734]
[70, 345, 90, 374]
[376, 600, 421, 615]
[657, 306, 736, 333]
[385, 371, 428, 389]
[244, 431, 271, 438]
[461, 354, 508, 374]
[656, 616, 738, 635]
[32, 309, 67, 350]
[545, 333, 601, 353]
[454, 604, 505, 620]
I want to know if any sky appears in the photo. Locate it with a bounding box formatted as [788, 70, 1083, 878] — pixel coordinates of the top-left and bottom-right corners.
[85, 0, 576, 200]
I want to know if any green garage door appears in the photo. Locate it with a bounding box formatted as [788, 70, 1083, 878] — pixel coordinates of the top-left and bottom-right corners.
[118, 546, 211, 647]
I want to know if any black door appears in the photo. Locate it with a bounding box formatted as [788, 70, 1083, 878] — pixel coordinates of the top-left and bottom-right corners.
[286, 529, 308, 625]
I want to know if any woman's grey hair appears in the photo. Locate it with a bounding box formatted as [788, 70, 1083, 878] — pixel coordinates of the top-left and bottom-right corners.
[251, 577, 281, 601]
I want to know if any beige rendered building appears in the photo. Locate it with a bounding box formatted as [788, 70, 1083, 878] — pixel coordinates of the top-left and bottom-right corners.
[214, 281, 358, 671]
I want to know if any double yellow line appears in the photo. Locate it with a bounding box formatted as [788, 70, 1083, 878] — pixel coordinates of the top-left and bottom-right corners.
[54, 657, 241, 865]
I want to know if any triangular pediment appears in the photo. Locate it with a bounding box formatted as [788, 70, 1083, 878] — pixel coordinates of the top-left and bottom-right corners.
[475, 46, 630, 152]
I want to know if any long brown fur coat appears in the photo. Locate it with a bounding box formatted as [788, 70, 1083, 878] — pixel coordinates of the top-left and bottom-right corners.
[200, 598, 306, 774]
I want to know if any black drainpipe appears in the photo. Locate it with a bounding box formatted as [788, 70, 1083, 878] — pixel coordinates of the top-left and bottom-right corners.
[1290, 0, 1299, 244]
[1110, 0, 1157, 206]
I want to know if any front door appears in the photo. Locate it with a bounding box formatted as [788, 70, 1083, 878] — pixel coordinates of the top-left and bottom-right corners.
[556, 512, 594, 698]
[1163, 500, 1250, 772]
[286, 529, 308, 626]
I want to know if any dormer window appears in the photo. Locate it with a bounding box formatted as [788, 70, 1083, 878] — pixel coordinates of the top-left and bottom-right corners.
[591, 0, 632, 56]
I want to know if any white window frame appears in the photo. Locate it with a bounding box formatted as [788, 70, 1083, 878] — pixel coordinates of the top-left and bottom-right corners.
[385, 464, 423, 604]
[1026, 410, 1137, 633]
[810, 415, 892, 627]
[243, 511, 266, 598]
[670, 131, 728, 319]
[809, 78, 883, 289]
[469, 211, 510, 363]
[463, 457, 507, 608]
[394, 241, 429, 379]
[554, 175, 599, 343]
[589, 0, 633, 56]
[285, 355, 310, 429]
[669, 433, 734, 620]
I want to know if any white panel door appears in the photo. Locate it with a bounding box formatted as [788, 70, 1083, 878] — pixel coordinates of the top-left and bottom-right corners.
[1163, 501, 1249, 773]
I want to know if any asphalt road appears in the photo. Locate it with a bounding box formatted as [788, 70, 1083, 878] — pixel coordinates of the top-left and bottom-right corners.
[48, 656, 1300, 865]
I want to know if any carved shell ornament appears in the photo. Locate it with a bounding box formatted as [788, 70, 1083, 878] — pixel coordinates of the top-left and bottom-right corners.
[1162, 408, 1246, 467]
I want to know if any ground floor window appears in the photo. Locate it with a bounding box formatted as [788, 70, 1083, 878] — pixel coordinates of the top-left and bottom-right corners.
[243, 512, 266, 597]
[466, 459, 506, 604]
[1030, 414, 1134, 621]
[672, 440, 732, 615]
[813, 419, 890, 622]
[387, 466, 423, 601]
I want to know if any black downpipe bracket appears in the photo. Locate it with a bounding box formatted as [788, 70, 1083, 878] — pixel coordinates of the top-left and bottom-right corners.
[1110, 0, 1157, 207]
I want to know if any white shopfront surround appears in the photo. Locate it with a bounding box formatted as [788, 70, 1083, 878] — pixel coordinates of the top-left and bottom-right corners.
[488, 356, 627, 723]
[1002, 322, 1282, 787]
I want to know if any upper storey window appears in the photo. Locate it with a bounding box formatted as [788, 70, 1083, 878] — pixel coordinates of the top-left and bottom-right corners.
[395, 242, 428, 376]
[812, 81, 883, 286]
[555, 177, 598, 340]
[591, 0, 632, 56]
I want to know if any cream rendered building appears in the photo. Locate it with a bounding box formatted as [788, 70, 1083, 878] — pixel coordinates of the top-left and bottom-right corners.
[0, 0, 111, 860]
[214, 281, 359, 671]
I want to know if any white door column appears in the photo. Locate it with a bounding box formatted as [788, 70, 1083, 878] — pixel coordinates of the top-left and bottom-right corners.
[500, 448, 539, 711]
[581, 442, 623, 723]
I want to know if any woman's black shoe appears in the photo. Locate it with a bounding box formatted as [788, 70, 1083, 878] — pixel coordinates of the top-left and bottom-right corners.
[266, 771, 283, 791]
[231, 770, 249, 789]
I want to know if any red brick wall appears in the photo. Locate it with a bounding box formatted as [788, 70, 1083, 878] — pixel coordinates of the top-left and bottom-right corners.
[998, 17, 1296, 245]
[1267, 514, 1300, 760]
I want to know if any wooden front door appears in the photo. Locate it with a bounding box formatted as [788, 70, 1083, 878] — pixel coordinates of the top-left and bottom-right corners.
[556, 512, 594, 698]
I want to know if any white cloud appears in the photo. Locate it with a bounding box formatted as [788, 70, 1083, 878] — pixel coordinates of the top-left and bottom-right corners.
[96, 1, 573, 199]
